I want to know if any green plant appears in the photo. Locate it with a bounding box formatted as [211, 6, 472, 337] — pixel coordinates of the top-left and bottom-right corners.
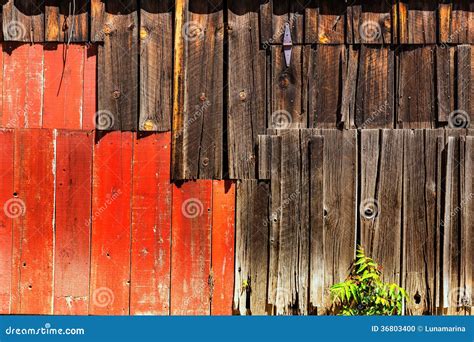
[330, 246, 407, 315]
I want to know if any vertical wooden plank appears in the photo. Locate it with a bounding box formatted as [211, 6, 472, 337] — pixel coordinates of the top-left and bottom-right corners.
[228, 0, 266, 179]
[90, 131, 133, 315]
[172, 0, 224, 179]
[90, 0, 105, 42]
[276, 130, 301, 314]
[2, 43, 43, 128]
[267, 135, 281, 308]
[43, 44, 84, 129]
[171, 180, 212, 315]
[346, 0, 394, 44]
[139, 0, 173, 131]
[315, 0, 345, 44]
[317, 129, 357, 312]
[0, 129, 14, 314]
[360, 129, 403, 284]
[439, 1, 474, 44]
[456, 45, 472, 127]
[97, 0, 138, 131]
[54, 130, 93, 315]
[211, 180, 236, 315]
[356, 46, 395, 128]
[2, 0, 45, 42]
[398, 0, 437, 44]
[309, 45, 345, 128]
[257, 135, 271, 180]
[12, 129, 54, 314]
[397, 46, 436, 128]
[130, 132, 172, 315]
[403, 129, 441, 315]
[340, 45, 359, 129]
[308, 135, 324, 309]
[83, 44, 98, 130]
[45, 0, 89, 42]
[461, 136, 474, 314]
[267, 0, 307, 44]
[436, 46, 456, 124]
[270, 46, 306, 129]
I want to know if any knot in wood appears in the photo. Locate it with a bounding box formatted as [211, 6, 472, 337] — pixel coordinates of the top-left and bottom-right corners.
[199, 93, 207, 102]
[279, 75, 290, 88]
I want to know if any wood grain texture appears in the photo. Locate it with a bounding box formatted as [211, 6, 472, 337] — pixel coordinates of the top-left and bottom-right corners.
[2, 0, 44, 42]
[228, 0, 266, 179]
[355, 46, 394, 129]
[97, 0, 138, 131]
[54, 130, 93, 315]
[233, 180, 270, 315]
[211, 180, 236, 315]
[45, 0, 89, 42]
[171, 180, 212, 315]
[439, 1, 474, 44]
[0, 129, 14, 314]
[309, 45, 345, 128]
[308, 135, 324, 309]
[308, 0, 345, 44]
[130, 132, 172, 315]
[90, 0, 105, 42]
[90, 131, 133, 315]
[315, 129, 357, 312]
[139, 0, 173, 132]
[172, 0, 224, 179]
[12, 129, 54, 314]
[398, 0, 437, 44]
[347, 0, 394, 44]
[456, 45, 472, 127]
[403, 129, 441, 315]
[360, 130, 403, 285]
[436, 46, 456, 124]
[396, 46, 436, 128]
[271, 46, 307, 129]
[2, 43, 43, 128]
[43, 44, 84, 129]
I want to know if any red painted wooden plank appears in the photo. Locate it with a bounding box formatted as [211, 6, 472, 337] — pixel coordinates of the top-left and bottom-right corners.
[54, 130, 93, 315]
[2, 44, 43, 128]
[130, 132, 172, 315]
[171, 180, 212, 315]
[211, 180, 235, 315]
[12, 129, 55, 314]
[90, 131, 133, 315]
[82, 45, 98, 130]
[43, 44, 84, 129]
[0, 129, 14, 314]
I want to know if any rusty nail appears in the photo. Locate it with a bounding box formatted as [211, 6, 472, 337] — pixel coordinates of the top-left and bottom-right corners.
[199, 93, 207, 102]
[239, 90, 247, 101]
[113, 90, 121, 99]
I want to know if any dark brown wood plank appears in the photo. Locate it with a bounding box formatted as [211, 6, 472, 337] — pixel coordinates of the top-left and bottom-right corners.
[228, 0, 266, 179]
[233, 180, 270, 315]
[403, 129, 441, 315]
[340, 45, 359, 129]
[315, 129, 357, 312]
[270, 45, 306, 129]
[439, 1, 474, 44]
[312, 0, 345, 44]
[396, 46, 436, 128]
[267, 135, 281, 308]
[456, 45, 472, 128]
[346, 0, 394, 44]
[139, 0, 173, 131]
[309, 45, 345, 128]
[355, 46, 395, 129]
[398, 0, 437, 44]
[2, 0, 44, 42]
[97, 0, 138, 131]
[172, 0, 224, 179]
[308, 135, 324, 309]
[360, 129, 403, 285]
[461, 136, 474, 315]
[45, 0, 88, 42]
[257, 135, 271, 180]
[90, 0, 105, 42]
[436, 46, 456, 124]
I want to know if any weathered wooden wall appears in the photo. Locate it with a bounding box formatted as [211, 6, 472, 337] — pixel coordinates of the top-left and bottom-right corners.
[0, 0, 472, 316]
